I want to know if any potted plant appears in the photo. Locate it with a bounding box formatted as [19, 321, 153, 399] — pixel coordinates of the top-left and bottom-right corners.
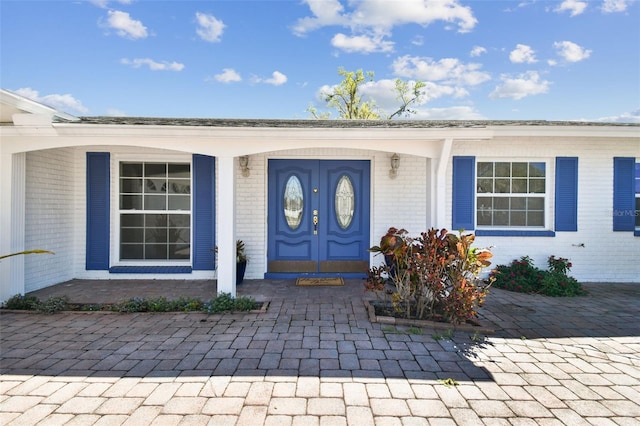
[213, 240, 248, 284]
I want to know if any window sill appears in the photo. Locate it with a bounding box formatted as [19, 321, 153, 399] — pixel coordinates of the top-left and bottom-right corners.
[109, 266, 193, 274]
[475, 230, 556, 237]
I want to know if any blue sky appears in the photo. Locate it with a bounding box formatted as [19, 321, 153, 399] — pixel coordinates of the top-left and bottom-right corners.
[2, 0, 639, 122]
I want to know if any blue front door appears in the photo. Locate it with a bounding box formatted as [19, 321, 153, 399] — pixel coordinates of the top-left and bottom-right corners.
[267, 159, 370, 276]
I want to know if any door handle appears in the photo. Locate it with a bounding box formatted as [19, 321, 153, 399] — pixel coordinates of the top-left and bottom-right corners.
[313, 215, 318, 235]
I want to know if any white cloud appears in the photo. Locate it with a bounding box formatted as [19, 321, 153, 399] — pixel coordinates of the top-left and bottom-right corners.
[292, 0, 348, 35]
[264, 71, 288, 86]
[120, 58, 184, 71]
[412, 106, 486, 120]
[392, 55, 491, 86]
[489, 71, 550, 100]
[293, 0, 477, 53]
[553, 41, 591, 62]
[331, 33, 394, 53]
[195, 12, 225, 43]
[253, 71, 288, 86]
[509, 44, 537, 63]
[214, 68, 242, 83]
[352, 0, 477, 33]
[14, 87, 89, 115]
[104, 10, 147, 39]
[88, 0, 131, 8]
[602, 0, 629, 13]
[470, 46, 487, 57]
[555, 0, 588, 16]
[105, 108, 127, 117]
[503, 1, 535, 13]
[596, 108, 640, 123]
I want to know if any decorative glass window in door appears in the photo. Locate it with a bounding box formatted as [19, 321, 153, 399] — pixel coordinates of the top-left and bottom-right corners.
[335, 175, 355, 229]
[119, 162, 191, 260]
[284, 175, 303, 230]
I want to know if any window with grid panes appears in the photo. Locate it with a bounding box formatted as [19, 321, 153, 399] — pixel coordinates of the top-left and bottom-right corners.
[635, 160, 640, 230]
[476, 161, 546, 228]
[119, 162, 191, 260]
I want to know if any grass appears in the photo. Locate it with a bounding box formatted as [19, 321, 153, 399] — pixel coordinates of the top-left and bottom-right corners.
[381, 325, 425, 335]
[432, 329, 454, 341]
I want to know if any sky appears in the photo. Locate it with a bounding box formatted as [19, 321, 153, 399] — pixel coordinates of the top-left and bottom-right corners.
[1, 0, 639, 122]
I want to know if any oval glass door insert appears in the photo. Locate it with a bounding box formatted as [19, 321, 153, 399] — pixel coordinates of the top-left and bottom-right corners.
[284, 175, 303, 230]
[335, 175, 355, 229]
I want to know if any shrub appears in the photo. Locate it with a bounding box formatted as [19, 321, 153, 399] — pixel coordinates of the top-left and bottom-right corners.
[114, 296, 206, 313]
[491, 256, 543, 294]
[3, 294, 256, 313]
[2, 294, 70, 314]
[366, 227, 494, 324]
[202, 292, 257, 313]
[2, 294, 40, 310]
[114, 297, 150, 313]
[36, 296, 69, 314]
[540, 256, 586, 297]
[492, 255, 586, 297]
[232, 296, 258, 312]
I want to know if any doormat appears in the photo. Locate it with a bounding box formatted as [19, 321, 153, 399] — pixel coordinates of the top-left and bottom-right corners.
[296, 277, 344, 286]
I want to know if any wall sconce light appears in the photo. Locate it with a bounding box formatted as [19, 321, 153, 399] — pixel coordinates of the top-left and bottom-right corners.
[389, 153, 400, 179]
[239, 155, 250, 177]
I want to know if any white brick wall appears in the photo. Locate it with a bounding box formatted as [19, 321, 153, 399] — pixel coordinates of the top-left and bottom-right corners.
[449, 137, 640, 282]
[25, 148, 77, 291]
[234, 149, 430, 278]
[22, 136, 638, 289]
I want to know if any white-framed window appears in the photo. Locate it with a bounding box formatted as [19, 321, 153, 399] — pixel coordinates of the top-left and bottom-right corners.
[476, 161, 547, 228]
[635, 158, 640, 231]
[118, 161, 191, 262]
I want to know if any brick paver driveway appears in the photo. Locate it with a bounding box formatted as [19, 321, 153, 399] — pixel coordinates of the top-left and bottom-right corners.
[1, 280, 639, 425]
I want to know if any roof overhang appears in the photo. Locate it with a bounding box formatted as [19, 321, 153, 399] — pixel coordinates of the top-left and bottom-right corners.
[0, 89, 79, 124]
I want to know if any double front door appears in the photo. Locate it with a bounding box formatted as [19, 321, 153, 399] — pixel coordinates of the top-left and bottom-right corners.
[267, 160, 370, 275]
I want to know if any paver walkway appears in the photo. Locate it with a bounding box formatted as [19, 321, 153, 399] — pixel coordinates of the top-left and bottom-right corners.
[1, 279, 639, 425]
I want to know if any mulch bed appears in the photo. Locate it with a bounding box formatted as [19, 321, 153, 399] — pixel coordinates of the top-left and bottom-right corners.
[365, 300, 494, 334]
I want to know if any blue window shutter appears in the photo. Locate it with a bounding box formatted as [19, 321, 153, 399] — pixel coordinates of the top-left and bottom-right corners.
[192, 154, 215, 270]
[613, 157, 635, 231]
[452, 156, 475, 231]
[555, 157, 579, 232]
[86, 152, 110, 270]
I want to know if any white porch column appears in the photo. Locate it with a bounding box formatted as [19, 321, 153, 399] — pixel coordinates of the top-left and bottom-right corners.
[0, 152, 26, 302]
[216, 156, 237, 296]
[434, 138, 453, 229]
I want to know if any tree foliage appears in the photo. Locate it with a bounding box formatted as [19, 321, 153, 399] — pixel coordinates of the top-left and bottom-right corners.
[388, 79, 427, 120]
[308, 67, 426, 120]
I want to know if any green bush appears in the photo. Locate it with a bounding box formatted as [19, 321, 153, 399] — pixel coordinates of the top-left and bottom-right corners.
[114, 297, 150, 312]
[491, 256, 544, 294]
[2, 294, 40, 310]
[2, 294, 69, 314]
[203, 292, 257, 313]
[3, 293, 257, 314]
[36, 296, 70, 314]
[114, 296, 205, 313]
[492, 255, 586, 297]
